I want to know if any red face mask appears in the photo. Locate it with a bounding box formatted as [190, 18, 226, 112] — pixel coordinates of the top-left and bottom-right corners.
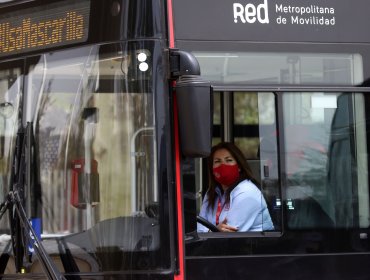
[213, 164, 240, 187]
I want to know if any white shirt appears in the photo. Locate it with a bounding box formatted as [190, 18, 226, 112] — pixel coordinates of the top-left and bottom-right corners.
[197, 179, 274, 232]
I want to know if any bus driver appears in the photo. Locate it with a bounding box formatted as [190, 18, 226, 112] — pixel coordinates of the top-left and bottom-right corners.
[197, 142, 274, 232]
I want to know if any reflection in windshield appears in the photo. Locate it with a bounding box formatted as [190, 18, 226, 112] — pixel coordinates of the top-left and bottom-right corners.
[6, 43, 161, 273]
[0, 68, 21, 231]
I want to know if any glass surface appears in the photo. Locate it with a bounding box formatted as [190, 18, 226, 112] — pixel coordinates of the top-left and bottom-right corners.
[0, 65, 22, 233]
[197, 91, 280, 232]
[283, 92, 369, 229]
[193, 52, 363, 85]
[203, 90, 370, 232]
[235, 92, 280, 230]
[4, 42, 163, 273]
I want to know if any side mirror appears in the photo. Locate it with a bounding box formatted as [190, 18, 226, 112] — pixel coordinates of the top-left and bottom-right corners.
[176, 76, 212, 157]
[170, 50, 212, 158]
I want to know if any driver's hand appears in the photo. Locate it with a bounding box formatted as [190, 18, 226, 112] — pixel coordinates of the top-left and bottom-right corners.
[217, 218, 238, 232]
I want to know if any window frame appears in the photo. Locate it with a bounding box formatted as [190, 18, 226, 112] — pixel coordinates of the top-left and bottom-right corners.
[190, 85, 370, 239]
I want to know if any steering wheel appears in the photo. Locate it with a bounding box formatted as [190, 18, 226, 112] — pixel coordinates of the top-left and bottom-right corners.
[197, 215, 220, 232]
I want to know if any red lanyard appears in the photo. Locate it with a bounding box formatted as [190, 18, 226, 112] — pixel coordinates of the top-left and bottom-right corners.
[215, 198, 223, 225]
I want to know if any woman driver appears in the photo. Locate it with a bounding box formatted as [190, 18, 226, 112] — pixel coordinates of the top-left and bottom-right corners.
[197, 142, 274, 232]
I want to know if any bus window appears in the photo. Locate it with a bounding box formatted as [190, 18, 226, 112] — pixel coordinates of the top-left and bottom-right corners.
[189, 91, 281, 233]
[283, 92, 369, 229]
[190, 90, 370, 233]
[233, 92, 281, 230]
[194, 52, 363, 86]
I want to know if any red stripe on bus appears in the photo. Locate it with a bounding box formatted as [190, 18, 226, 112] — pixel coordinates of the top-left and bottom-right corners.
[167, 0, 175, 48]
[173, 93, 185, 280]
[167, 0, 185, 279]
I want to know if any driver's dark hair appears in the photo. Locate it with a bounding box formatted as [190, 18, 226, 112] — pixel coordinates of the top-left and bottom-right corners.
[206, 142, 258, 210]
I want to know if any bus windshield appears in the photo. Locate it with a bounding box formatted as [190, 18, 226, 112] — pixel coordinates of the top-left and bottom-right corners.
[0, 42, 167, 274]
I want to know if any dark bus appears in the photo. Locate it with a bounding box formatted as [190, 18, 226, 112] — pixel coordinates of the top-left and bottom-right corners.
[0, 0, 370, 279]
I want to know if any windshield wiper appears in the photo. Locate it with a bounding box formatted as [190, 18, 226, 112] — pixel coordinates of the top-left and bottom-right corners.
[10, 190, 66, 280]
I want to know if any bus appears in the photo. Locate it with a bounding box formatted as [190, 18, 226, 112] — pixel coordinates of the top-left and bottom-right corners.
[0, 0, 369, 279]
